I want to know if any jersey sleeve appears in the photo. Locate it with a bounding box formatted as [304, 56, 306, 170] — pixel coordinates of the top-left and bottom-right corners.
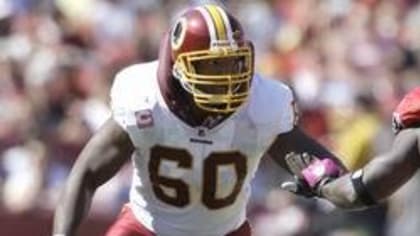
[277, 85, 298, 134]
[110, 71, 129, 130]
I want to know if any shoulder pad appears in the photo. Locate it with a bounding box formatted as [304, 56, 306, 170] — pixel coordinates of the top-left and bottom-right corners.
[247, 74, 297, 134]
[110, 61, 159, 129]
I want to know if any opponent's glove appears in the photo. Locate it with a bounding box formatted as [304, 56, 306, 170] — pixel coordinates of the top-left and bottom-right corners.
[392, 87, 420, 134]
[281, 152, 342, 198]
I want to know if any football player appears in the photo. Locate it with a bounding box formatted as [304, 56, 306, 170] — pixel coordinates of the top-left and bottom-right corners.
[283, 87, 420, 210]
[53, 4, 346, 236]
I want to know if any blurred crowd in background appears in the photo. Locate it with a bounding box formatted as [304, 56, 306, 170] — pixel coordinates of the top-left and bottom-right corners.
[1, 0, 420, 235]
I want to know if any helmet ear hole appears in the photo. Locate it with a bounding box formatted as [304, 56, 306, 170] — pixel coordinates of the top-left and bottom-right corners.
[171, 17, 187, 51]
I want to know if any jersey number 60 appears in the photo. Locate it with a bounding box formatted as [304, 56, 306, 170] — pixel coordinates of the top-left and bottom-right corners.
[149, 145, 247, 209]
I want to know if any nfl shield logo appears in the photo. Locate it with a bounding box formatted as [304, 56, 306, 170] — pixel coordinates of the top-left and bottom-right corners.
[135, 109, 154, 129]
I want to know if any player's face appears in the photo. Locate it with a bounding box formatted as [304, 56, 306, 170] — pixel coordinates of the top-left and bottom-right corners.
[191, 56, 248, 95]
[193, 56, 246, 75]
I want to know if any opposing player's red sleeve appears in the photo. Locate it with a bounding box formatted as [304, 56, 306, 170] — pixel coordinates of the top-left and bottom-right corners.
[393, 87, 420, 133]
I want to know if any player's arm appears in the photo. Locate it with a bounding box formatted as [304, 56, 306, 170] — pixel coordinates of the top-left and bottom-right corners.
[320, 128, 420, 209]
[268, 126, 346, 171]
[53, 118, 134, 236]
[267, 126, 347, 196]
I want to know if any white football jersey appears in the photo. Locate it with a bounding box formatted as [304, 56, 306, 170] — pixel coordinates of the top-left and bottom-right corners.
[110, 61, 296, 236]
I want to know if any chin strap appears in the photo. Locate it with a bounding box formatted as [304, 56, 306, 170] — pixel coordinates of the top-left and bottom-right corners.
[350, 169, 377, 206]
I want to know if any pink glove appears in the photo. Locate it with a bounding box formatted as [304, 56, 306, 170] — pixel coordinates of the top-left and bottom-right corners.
[282, 152, 344, 197]
[301, 158, 341, 188]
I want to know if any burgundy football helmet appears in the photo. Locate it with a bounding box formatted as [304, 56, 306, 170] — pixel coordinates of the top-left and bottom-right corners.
[169, 4, 254, 113]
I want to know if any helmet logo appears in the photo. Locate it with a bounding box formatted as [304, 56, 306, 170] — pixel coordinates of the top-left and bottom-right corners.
[171, 17, 187, 51]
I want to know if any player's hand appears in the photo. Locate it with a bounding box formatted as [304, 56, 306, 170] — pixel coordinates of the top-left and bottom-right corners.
[281, 152, 341, 198]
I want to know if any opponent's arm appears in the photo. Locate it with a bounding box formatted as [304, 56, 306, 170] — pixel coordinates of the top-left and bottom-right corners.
[320, 128, 420, 209]
[53, 118, 134, 236]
